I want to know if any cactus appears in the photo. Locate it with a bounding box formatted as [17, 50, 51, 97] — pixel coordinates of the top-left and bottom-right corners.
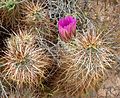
[1, 29, 52, 87]
[54, 28, 119, 97]
[0, 0, 119, 98]
[19, 0, 48, 27]
[51, 2, 120, 96]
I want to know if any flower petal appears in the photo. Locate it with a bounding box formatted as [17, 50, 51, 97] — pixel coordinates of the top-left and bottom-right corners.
[58, 15, 77, 42]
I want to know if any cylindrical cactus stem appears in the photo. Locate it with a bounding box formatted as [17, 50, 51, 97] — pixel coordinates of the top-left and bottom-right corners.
[53, 26, 119, 97]
[1, 29, 53, 87]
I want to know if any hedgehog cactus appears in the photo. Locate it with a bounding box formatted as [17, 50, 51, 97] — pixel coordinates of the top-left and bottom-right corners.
[20, 0, 47, 26]
[19, 0, 57, 43]
[0, 0, 119, 98]
[54, 15, 119, 97]
[1, 30, 52, 86]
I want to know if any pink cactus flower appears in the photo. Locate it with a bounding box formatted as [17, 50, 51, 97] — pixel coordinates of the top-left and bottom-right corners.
[58, 16, 77, 42]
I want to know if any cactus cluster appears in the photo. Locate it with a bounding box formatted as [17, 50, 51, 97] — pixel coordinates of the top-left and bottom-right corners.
[0, 0, 120, 98]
